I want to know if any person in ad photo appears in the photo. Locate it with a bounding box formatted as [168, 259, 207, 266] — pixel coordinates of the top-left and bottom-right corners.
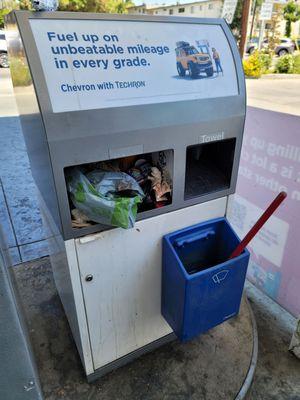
[212, 47, 223, 75]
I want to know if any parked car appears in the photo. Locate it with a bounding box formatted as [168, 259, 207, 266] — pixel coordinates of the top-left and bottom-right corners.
[0, 30, 9, 68]
[175, 41, 214, 78]
[246, 38, 296, 57]
[272, 38, 296, 56]
[246, 38, 259, 55]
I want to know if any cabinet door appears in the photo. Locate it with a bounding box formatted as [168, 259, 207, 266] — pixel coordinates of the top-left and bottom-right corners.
[76, 198, 227, 370]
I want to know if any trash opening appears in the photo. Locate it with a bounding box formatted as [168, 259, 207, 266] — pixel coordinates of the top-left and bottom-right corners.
[64, 149, 173, 229]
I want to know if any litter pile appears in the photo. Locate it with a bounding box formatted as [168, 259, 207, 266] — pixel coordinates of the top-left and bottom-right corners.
[66, 152, 172, 229]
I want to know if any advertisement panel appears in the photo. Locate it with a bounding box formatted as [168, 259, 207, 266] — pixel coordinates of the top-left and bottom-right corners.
[228, 107, 300, 317]
[29, 19, 238, 112]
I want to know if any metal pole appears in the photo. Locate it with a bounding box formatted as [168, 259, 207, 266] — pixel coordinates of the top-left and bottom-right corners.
[258, 19, 265, 49]
[239, 0, 252, 58]
[249, 0, 257, 40]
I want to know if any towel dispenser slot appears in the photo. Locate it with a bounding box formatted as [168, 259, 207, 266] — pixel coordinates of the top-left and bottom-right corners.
[184, 138, 236, 200]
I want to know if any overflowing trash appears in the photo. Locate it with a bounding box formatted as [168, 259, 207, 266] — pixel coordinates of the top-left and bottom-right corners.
[66, 151, 173, 229]
[66, 169, 144, 229]
[149, 167, 171, 203]
[71, 208, 91, 228]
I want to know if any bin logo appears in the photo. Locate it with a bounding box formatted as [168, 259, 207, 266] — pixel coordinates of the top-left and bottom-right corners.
[212, 270, 229, 284]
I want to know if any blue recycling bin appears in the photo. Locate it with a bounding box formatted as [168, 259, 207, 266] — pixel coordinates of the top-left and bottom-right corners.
[161, 217, 250, 342]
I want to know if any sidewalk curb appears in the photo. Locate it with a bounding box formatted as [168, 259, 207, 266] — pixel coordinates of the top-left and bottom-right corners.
[249, 74, 300, 80]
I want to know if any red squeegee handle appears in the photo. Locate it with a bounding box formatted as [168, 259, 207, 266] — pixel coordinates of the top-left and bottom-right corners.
[229, 191, 287, 260]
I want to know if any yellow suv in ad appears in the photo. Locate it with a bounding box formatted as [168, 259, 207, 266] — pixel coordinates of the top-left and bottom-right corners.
[175, 41, 214, 79]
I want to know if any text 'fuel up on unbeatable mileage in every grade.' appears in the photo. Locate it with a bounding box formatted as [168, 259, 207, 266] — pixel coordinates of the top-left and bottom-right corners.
[47, 31, 170, 70]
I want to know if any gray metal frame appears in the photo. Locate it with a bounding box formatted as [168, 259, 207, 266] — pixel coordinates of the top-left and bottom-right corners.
[0, 237, 43, 400]
[6, 11, 246, 240]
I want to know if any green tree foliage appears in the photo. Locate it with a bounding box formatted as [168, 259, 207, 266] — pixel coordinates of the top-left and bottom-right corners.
[85, 0, 105, 12]
[229, 0, 242, 40]
[243, 50, 272, 77]
[283, 1, 300, 37]
[105, 0, 133, 14]
[19, 0, 33, 9]
[294, 54, 300, 73]
[275, 53, 295, 73]
[249, 0, 263, 39]
[58, 0, 133, 13]
[230, 0, 263, 41]
[58, 0, 105, 12]
[0, 9, 10, 28]
[267, 11, 282, 53]
[1, 0, 133, 16]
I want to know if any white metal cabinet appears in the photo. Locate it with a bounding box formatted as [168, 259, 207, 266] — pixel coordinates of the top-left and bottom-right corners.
[76, 198, 227, 370]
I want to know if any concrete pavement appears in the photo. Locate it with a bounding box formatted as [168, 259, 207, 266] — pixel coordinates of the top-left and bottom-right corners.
[246, 77, 300, 116]
[0, 69, 18, 117]
[0, 68, 49, 264]
[13, 257, 255, 400]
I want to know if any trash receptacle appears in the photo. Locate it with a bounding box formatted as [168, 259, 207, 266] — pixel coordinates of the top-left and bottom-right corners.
[6, 10, 247, 378]
[161, 217, 250, 342]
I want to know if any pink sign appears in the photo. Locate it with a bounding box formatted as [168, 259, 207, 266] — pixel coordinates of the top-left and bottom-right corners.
[228, 107, 300, 317]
